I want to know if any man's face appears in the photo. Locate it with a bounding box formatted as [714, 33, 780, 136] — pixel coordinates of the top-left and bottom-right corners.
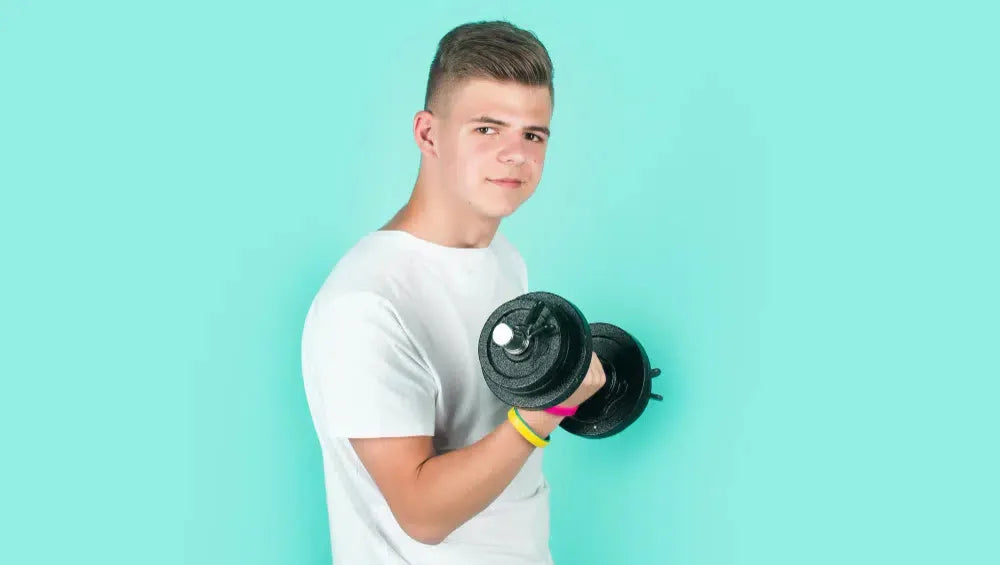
[434, 78, 552, 220]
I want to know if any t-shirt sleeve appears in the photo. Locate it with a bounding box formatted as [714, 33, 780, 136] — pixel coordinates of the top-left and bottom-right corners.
[302, 291, 437, 439]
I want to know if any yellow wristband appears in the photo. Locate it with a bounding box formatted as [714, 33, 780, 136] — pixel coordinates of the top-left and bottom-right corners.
[508, 407, 550, 448]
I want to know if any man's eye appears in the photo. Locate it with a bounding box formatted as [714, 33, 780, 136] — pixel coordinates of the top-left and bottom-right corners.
[476, 127, 496, 134]
[526, 133, 545, 143]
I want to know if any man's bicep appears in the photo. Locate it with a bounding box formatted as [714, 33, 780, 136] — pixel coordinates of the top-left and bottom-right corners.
[303, 292, 438, 438]
[349, 435, 436, 527]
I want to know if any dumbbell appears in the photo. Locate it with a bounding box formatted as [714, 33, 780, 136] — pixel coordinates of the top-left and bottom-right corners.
[477, 291, 662, 438]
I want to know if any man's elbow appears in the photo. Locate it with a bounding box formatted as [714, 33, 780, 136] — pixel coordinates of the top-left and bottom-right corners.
[396, 504, 452, 546]
[399, 517, 448, 546]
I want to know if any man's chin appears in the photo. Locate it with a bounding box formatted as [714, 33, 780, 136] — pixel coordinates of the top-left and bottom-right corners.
[479, 202, 520, 220]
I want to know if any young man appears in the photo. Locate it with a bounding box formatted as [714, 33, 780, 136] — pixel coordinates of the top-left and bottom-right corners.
[300, 20, 606, 564]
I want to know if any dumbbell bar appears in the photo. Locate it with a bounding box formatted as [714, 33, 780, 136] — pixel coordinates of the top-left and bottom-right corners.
[477, 291, 662, 438]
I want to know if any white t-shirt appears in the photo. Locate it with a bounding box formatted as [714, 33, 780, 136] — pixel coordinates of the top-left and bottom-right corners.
[300, 229, 553, 565]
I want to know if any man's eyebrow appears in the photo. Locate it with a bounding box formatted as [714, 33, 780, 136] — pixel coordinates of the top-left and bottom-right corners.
[468, 115, 550, 136]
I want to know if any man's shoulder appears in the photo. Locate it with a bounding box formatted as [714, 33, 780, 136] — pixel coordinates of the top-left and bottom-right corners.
[318, 232, 418, 296]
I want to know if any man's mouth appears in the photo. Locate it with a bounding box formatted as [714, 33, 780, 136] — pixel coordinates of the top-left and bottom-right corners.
[488, 178, 524, 188]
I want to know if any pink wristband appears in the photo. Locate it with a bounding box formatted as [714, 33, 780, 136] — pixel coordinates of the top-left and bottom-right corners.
[544, 405, 578, 417]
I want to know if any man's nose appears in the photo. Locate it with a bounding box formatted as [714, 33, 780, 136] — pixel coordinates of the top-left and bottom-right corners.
[497, 137, 528, 165]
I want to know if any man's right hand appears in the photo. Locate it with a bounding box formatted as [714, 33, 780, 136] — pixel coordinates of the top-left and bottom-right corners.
[557, 351, 607, 409]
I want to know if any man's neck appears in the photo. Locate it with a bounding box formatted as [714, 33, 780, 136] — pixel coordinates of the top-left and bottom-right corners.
[381, 180, 499, 249]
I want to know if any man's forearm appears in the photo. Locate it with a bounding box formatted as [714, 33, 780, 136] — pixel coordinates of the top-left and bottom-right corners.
[407, 409, 563, 544]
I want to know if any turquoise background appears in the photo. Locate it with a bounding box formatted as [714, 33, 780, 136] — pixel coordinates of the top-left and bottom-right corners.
[2, 1, 997, 563]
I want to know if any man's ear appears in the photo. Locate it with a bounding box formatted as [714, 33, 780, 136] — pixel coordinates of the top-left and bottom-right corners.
[413, 110, 438, 159]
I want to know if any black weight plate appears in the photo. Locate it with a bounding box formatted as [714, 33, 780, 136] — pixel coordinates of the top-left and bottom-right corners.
[560, 323, 652, 438]
[478, 291, 591, 409]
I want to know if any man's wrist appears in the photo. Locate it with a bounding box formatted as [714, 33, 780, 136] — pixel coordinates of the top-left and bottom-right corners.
[516, 408, 564, 439]
[543, 404, 578, 417]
